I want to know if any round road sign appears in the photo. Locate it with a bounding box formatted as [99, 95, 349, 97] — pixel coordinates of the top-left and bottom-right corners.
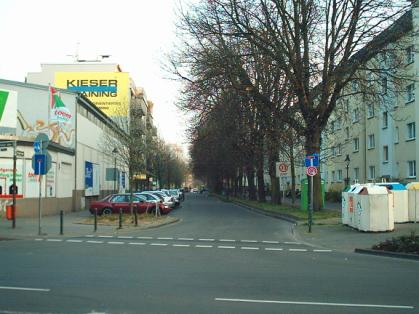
[278, 163, 288, 173]
[306, 166, 318, 177]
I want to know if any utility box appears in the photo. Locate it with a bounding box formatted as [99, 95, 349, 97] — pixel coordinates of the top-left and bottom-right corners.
[406, 182, 419, 222]
[300, 178, 325, 210]
[352, 185, 394, 232]
[377, 182, 408, 223]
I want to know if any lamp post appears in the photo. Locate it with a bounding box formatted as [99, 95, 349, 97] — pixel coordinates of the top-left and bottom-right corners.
[344, 154, 350, 187]
[112, 148, 118, 193]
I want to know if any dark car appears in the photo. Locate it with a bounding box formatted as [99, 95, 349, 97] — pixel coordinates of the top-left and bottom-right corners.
[89, 193, 156, 215]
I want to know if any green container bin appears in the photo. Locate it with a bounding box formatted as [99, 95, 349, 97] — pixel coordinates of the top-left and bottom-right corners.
[300, 178, 325, 210]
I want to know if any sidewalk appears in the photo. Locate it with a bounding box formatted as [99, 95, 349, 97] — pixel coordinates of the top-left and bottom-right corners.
[0, 210, 178, 239]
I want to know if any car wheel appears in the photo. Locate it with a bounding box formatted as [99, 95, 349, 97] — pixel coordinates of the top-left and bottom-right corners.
[102, 207, 112, 215]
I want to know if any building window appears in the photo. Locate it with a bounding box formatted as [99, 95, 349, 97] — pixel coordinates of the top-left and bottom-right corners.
[369, 166, 376, 180]
[368, 134, 375, 149]
[338, 170, 343, 182]
[354, 168, 360, 181]
[353, 138, 360, 152]
[352, 108, 359, 123]
[383, 145, 389, 162]
[344, 99, 349, 113]
[382, 111, 388, 129]
[332, 171, 336, 182]
[336, 118, 341, 130]
[332, 146, 336, 157]
[406, 45, 414, 64]
[345, 127, 350, 140]
[367, 104, 374, 118]
[337, 144, 342, 156]
[406, 83, 415, 103]
[394, 126, 399, 143]
[381, 77, 388, 95]
[408, 160, 416, 178]
[407, 122, 416, 140]
[351, 80, 358, 92]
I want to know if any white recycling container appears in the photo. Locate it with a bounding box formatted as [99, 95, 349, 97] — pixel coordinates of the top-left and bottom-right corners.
[377, 183, 408, 223]
[342, 184, 360, 225]
[406, 182, 419, 222]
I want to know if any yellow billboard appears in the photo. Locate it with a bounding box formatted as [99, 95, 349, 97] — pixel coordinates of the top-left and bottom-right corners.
[55, 72, 130, 116]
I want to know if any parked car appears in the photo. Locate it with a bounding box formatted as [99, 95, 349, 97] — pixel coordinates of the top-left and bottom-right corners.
[89, 193, 155, 215]
[143, 190, 176, 208]
[135, 192, 172, 214]
[191, 188, 198, 193]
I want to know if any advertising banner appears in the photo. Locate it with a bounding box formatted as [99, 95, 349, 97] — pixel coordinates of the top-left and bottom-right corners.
[0, 89, 17, 129]
[85, 161, 100, 196]
[25, 160, 46, 198]
[55, 72, 130, 117]
[0, 160, 23, 196]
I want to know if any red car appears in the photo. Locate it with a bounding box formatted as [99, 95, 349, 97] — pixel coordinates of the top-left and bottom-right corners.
[89, 194, 159, 215]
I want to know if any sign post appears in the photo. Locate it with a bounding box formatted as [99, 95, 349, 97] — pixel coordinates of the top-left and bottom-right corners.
[0, 141, 18, 228]
[305, 154, 319, 233]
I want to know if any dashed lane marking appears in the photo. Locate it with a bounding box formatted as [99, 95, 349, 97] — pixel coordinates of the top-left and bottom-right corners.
[199, 238, 215, 242]
[108, 241, 125, 245]
[129, 242, 146, 246]
[289, 248, 307, 252]
[137, 236, 153, 239]
[66, 240, 83, 243]
[86, 240, 104, 244]
[98, 235, 113, 238]
[284, 241, 302, 245]
[219, 239, 235, 242]
[262, 240, 279, 244]
[158, 237, 174, 240]
[150, 243, 168, 246]
[178, 237, 194, 241]
[265, 248, 283, 251]
[241, 240, 258, 243]
[313, 249, 333, 252]
[173, 244, 191, 247]
[46, 239, 62, 242]
[117, 236, 133, 239]
[241, 247, 259, 250]
[196, 245, 213, 248]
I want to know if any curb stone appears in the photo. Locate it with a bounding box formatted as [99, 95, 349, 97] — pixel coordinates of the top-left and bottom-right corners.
[232, 201, 299, 224]
[354, 248, 419, 261]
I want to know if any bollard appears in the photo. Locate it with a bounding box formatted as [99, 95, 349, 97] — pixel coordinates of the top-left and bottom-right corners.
[94, 208, 98, 232]
[119, 208, 123, 229]
[60, 210, 64, 235]
[134, 207, 138, 226]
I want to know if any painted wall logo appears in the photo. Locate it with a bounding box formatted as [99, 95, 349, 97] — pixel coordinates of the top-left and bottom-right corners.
[0, 90, 9, 122]
[66, 79, 118, 97]
[50, 87, 72, 124]
[0, 89, 17, 128]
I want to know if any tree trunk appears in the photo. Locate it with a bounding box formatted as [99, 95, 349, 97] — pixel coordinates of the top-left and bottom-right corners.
[305, 128, 323, 210]
[246, 167, 256, 200]
[256, 162, 266, 202]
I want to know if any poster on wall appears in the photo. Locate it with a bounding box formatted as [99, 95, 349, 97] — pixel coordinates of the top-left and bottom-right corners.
[46, 163, 56, 198]
[85, 161, 100, 196]
[0, 159, 23, 196]
[0, 89, 17, 129]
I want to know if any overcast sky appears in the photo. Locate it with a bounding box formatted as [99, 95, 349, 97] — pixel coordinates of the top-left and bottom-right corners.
[0, 0, 189, 155]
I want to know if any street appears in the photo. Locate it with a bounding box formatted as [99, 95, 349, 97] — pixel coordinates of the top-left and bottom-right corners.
[0, 194, 418, 314]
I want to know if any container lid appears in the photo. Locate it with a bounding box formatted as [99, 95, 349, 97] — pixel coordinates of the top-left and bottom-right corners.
[376, 182, 407, 190]
[406, 182, 419, 190]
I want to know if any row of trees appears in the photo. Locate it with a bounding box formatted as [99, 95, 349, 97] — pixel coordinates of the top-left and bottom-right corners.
[169, 0, 409, 209]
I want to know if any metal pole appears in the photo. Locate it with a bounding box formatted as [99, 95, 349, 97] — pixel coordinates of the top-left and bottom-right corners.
[38, 174, 42, 236]
[118, 208, 122, 229]
[134, 207, 138, 226]
[60, 210, 64, 235]
[114, 157, 117, 193]
[94, 208, 98, 232]
[12, 141, 17, 229]
[308, 175, 313, 233]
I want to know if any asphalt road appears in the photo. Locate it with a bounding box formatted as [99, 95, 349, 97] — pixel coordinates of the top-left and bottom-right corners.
[0, 193, 418, 314]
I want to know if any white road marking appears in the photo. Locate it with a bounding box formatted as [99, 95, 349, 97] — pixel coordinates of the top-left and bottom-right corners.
[241, 247, 259, 250]
[86, 241, 104, 244]
[262, 240, 279, 244]
[289, 249, 308, 252]
[98, 235, 113, 238]
[284, 241, 302, 245]
[85, 235, 94, 238]
[158, 237, 174, 240]
[214, 298, 414, 309]
[46, 239, 62, 242]
[173, 244, 190, 247]
[137, 236, 153, 239]
[129, 242, 146, 245]
[0, 286, 50, 292]
[265, 248, 283, 251]
[107, 241, 124, 245]
[178, 237, 194, 241]
[150, 243, 168, 246]
[241, 240, 258, 243]
[196, 245, 213, 248]
[313, 249, 333, 252]
[117, 236, 133, 239]
[66, 240, 83, 243]
[199, 238, 215, 241]
[34, 239, 44, 241]
[219, 239, 235, 242]
[218, 246, 236, 249]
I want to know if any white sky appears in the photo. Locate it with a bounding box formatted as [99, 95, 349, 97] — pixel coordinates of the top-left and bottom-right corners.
[0, 0, 190, 156]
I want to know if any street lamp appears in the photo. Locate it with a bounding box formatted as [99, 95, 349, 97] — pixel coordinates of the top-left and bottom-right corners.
[112, 148, 118, 193]
[344, 154, 350, 187]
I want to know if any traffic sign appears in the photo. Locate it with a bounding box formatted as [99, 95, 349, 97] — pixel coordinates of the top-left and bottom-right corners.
[276, 161, 290, 177]
[305, 153, 319, 167]
[32, 154, 47, 175]
[278, 163, 288, 173]
[34, 141, 42, 153]
[306, 166, 318, 177]
[34, 133, 49, 153]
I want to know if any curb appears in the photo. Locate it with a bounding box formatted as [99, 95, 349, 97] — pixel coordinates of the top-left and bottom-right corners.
[354, 248, 419, 261]
[233, 201, 299, 224]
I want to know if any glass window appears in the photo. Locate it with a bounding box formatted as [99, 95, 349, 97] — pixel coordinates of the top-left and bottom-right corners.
[381, 77, 388, 95]
[394, 126, 399, 143]
[354, 168, 360, 181]
[337, 170, 343, 181]
[345, 127, 350, 140]
[369, 166, 376, 180]
[408, 160, 416, 178]
[406, 45, 414, 64]
[368, 134, 375, 149]
[352, 108, 359, 123]
[332, 171, 336, 182]
[337, 144, 342, 156]
[367, 104, 374, 118]
[406, 83, 415, 103]
[383, 145, 389, 162]
[382, 111, 388, 128]
[353, 138, 359, 152]
[407, 122, 416, 140]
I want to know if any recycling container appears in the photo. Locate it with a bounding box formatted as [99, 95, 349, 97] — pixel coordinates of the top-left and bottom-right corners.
[347, 185, 365, 229]
[342, 184, 360, 225]
[377, 182, 408, 223]
[406, 182, 419, 222]
[353, 184, 394, 232]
